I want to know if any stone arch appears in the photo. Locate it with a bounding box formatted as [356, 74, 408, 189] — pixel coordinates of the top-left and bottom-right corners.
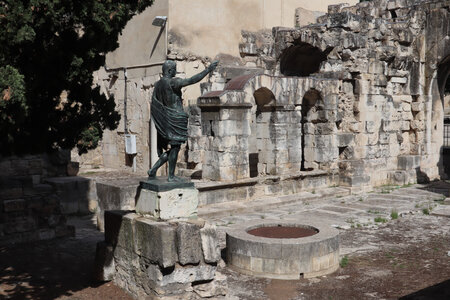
[254, 87, 276, 108]
[249, 87, 276, 177]
[279, 42, 331, 77]
[436, 55, 450, 177]
[423, 8, 450, 180]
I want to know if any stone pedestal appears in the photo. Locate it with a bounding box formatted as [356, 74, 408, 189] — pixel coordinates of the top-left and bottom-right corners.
[94, 211, 227, 300]
[136, 177, 198, 220]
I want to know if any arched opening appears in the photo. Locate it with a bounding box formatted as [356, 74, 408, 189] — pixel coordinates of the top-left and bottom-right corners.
[301, 89, 323, 171]
[279, 42, 331, 77]
[250, 87, 276, 177]
[437, 56, 450, 177]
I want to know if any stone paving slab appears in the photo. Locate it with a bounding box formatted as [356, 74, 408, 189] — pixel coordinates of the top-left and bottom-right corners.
[201, 184, 450, 240]
[199, 187, 350, 218]
[431, 206, 450, 218]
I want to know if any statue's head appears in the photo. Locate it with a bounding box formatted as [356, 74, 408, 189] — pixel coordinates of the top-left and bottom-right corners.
[162, 60, 176, 77]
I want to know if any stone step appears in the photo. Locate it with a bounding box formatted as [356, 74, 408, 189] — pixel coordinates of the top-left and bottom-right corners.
[92, 171, 342, 230]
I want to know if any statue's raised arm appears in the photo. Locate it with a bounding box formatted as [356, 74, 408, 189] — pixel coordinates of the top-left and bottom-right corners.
[176, 60, 219, 88]
[148, 60, 218, 182]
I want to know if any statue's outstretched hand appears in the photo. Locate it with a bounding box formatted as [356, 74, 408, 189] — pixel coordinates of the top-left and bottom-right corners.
[208, 60, 219, 72]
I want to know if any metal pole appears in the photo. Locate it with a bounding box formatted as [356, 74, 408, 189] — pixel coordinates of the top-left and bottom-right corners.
[124, 68, 128, 134]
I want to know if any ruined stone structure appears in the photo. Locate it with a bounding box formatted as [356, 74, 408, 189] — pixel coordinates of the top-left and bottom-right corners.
[75, 0, 358, 173]
[0, 152, 75, 245]
[184, 0, 450, 192]
[96, 211, 227, 299]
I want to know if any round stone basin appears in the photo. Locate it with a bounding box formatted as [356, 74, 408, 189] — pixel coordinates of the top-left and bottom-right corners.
[226, 220, 339, 279]
[247, 225, 318, 239]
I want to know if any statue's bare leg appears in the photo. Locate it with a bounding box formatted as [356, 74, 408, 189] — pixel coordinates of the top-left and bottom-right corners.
[147, 152, 168, 178]
[167, 145, 183, 182]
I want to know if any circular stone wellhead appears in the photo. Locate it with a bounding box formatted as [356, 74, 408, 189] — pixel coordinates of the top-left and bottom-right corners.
[226, 220, 340, 279]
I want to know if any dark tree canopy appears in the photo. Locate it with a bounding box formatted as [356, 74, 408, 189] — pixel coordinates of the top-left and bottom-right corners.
[0, 0, 154, 155]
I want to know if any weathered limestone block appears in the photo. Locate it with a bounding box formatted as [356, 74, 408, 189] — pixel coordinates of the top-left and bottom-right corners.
[104, 210, 136, 252]
[398, 155, 421, 170]
[97, 211, 226, 299]
[411, 102, 424, 112]
[176, 222, 202, 265]
[366, 121, 378, 133]
[328, 3, 351, 14]
[136, 188, 198, 220]
[135, 219, 177, 268]
[337, 133, 355, 147]
[193, 272, 228, 298]
[327, 12, 362, 31]
[200, 223, 221, 263]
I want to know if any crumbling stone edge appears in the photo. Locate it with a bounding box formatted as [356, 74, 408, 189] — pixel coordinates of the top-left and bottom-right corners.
[94, 210, 227, 299]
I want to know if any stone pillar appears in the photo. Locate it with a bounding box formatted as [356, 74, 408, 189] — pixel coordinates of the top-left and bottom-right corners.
[198, 99, 252, 181]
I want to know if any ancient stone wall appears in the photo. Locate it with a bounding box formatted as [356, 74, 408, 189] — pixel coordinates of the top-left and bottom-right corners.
[0, 153, 74, 245]
[194, 74, 341, 181]
[188, 0, 450, 189]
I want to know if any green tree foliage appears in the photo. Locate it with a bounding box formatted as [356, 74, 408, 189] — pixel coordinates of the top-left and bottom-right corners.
[0, 0, 154, 155]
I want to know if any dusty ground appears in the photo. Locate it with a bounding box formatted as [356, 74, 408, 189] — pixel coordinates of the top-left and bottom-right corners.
[1, 186, 450, 300]
[0, 216, 133, 300]
[225, 214, 450, 300]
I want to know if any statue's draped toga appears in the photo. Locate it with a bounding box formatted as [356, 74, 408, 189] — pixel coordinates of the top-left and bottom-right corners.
[148, 60, 218, 182]
[151, 77, 188, 149]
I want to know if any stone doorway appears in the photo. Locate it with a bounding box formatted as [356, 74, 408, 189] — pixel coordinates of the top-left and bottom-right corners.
[249, 87, 276, 177]
[438, 56, 450, 178]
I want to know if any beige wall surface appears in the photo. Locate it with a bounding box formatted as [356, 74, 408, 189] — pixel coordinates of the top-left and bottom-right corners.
[169, 0, 262, 58]
[106, 0, 168, 69]
[169, 0, 358, 58]
[290, 0, 357, 13]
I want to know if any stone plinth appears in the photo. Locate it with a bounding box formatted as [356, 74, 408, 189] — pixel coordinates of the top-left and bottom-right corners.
[136, 177, 198, 220]
[95, 211, 227, 300]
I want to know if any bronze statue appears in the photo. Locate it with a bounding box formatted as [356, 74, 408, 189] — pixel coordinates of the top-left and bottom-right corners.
[148, 60, 218, 182]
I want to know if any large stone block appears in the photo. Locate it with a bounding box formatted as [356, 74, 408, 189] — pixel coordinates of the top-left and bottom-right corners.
[398, 155, 421, 170]
[336, 133, 355, 147]
[147, 263, 216, 287]
[135, 218, 177, 268]
[200, 223, 221, 263]
[327, 12, 362, 31]
[176, 222, 202, 265]
[104, 210, 136, 251]
[193, 271, 228, 298]
[136, 187, 198, 220]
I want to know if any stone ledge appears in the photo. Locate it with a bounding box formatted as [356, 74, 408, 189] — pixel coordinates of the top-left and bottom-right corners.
[199, 186, 350, 219]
